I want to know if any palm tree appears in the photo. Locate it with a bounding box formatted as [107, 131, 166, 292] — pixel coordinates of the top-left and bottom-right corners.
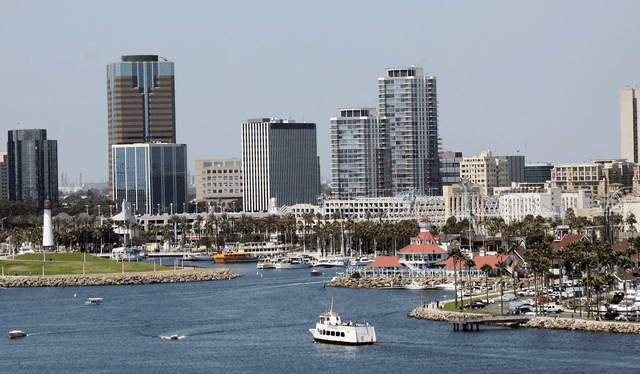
[496, 260, 507, 314]
[449, 246, 465, 310]
[464, 257, 477, 307]
[481, 263, 493, 305]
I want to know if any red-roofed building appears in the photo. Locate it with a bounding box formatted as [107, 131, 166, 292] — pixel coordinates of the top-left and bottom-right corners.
[434, 254, 504, 270]
[364, 256, 405, 276]
[550, 234, 585, 250]
[397, 217, 450, 270]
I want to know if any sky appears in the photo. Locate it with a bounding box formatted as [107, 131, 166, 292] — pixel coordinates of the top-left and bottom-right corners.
[1, 0, 639, 184]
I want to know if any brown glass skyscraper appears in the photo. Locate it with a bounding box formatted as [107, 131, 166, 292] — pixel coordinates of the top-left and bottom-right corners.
[107, 55, 176, 198]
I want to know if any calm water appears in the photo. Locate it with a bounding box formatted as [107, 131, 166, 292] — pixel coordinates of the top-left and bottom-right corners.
[3, 261, 640, 373]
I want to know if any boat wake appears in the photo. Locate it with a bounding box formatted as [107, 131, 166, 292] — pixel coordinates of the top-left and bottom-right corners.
[160, 335, 186, 340]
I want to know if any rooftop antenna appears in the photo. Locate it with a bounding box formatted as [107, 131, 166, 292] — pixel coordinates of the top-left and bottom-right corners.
[159, 56, 168, 61]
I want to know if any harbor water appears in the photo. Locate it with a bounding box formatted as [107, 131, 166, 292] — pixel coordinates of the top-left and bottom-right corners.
[3, 262, 640, 373]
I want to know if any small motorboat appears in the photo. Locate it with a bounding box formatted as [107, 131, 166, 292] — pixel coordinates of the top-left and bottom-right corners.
[404, 281, 428, 290]
[9, 330, 26, 339]
[169, 334, 179, 340]
[85, 298, 103, 305]
[311, 269, 323, 276]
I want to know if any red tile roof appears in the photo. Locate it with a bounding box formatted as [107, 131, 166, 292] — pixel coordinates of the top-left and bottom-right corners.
[398, 231, 447, 254]
[364, 256, 405, 268]
[434, 254, 506, 270]
[551, 234, 583, 250]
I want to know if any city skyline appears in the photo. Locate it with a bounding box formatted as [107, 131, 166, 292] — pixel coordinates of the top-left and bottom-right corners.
[1, 1, 638, 183]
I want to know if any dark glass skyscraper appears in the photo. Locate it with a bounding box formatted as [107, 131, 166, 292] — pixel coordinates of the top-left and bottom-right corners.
[7, 129, 58, 209]
[112, 143, 187, 214]
[107, 55, 176, 198]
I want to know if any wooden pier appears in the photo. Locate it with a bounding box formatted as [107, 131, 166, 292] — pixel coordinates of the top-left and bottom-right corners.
[450, 314, 532, 331]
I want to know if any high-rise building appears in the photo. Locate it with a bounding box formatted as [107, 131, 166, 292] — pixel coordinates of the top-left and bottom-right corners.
[621, 87, 639, 163]
[378, 66, 441, 195]
[112, 143, 187, 215]
[460, 149, 509, 194]
[7, 129, 58, 209]
[496, 155, 525, 183]
[241, 118, 320, 212]
[195, 158, 243, 209]
[107, 55, 176, 198]
[439, 151, 463, 187]
[0, 151, 8, 199]
[525, 162, 554, 183]
[330, 108, 390, 198]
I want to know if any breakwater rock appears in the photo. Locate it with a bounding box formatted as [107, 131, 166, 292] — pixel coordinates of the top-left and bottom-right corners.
[408, 304, 640, 335]
[0, 268, 240, 288]
[329, 275, 446, 289]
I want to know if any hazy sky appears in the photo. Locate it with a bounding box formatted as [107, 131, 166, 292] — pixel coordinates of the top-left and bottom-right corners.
[1, 0, 639, 184]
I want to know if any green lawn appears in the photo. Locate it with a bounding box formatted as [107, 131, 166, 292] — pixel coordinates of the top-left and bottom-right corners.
[0, 252, 174, 275]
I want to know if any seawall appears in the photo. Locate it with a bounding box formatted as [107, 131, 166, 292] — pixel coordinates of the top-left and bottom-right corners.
[0, 268, 240, 288]
[408, 304, 640, 335]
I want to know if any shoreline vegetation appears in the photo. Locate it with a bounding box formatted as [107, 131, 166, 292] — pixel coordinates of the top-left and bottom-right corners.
[0, 252, 240, 287]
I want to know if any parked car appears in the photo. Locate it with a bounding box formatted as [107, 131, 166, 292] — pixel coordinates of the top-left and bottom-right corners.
[464, 300, 486, 309]
[519, 289, 535, 297]
[604, 311, 620, 320]
[543, 304, 564, 313]
[479, 298, 495, 304]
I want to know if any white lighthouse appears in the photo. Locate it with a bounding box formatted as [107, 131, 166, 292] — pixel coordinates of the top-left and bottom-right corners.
[43, 200, 54, 251]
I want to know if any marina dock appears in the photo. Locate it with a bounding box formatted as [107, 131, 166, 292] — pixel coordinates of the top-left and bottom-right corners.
[450, 314, 533, 331]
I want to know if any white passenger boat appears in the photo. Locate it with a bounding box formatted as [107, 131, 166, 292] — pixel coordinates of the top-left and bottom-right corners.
[85, 298, 103, 305]
[404, 281, 428, 290]
[9, 330, 27, 339]
[309, 301, 376, 345]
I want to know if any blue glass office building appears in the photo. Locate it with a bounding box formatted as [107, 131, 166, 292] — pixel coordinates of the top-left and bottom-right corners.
[7, 129, 58, 209]
[112, 143, 187, 214]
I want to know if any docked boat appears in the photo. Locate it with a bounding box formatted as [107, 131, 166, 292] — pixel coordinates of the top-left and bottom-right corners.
[182, 253, 211, 261]
[85, 298, 103, 305]
[256, 257, 276, 269]
[404, 281, 428, 290]
[274, 257, 309, 269]
[311, 258, 346, 268]
[110, 247, 146, 262]
[435, 282, 456, 290]
[9, 330, 27, 339]
[213, 251, 256, 263]
[349, 256, 374, 267]
[309, 301, 376, 345]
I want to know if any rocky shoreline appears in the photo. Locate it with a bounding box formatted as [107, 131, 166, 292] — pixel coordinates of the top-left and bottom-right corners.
[408, 304, 640, 334]
[0, 268, 241, 288]
[329, 275, 443, 288]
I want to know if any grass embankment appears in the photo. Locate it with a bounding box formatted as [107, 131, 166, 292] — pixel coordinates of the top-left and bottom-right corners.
[0, 252, 174, 276]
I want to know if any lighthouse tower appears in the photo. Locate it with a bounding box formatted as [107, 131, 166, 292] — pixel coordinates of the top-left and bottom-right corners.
[43, 200, 54, 251]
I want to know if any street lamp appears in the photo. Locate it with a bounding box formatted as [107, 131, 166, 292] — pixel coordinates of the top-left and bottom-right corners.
[157, 204, 160, 215]
[1, 217, 6, 230]
[183, 203, 186, 215]
[170, 203, 173, 216]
